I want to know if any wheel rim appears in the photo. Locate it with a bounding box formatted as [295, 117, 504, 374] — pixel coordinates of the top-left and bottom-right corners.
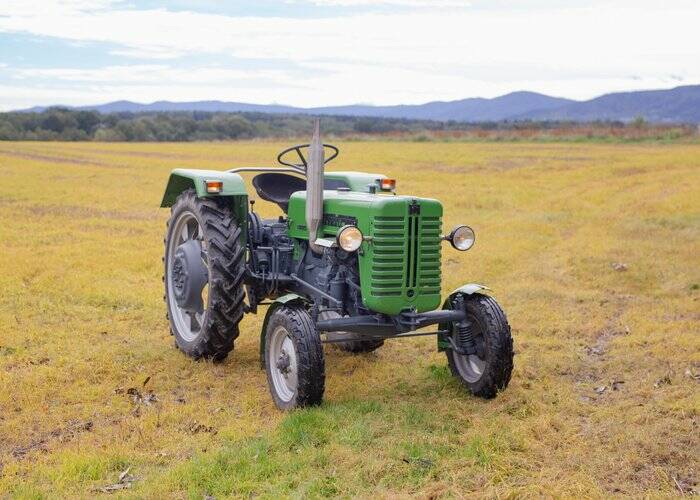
[452, 318, 487, 383]
[166, 211, 209, 342]
[268, 325, 298, 403]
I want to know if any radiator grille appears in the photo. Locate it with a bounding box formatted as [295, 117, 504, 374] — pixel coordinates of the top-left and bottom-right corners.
[371, 216, 405, 297]
[370, 214, 442, 299]
[418, 216, 441, 295]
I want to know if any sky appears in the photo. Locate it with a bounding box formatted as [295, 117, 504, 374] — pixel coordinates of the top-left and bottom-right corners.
[0, 0, 699, 111]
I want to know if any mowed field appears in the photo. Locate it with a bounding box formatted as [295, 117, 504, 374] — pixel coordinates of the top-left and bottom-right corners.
[0, 140, 698, 498]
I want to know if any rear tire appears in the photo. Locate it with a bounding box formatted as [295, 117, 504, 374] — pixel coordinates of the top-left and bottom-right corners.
[264, 305, 325, 410]
[164, 189, 246, 361]
[445, 293, 513, 398]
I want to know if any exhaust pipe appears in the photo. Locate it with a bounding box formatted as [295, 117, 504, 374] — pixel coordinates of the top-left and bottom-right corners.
[306, 119, 325, 254]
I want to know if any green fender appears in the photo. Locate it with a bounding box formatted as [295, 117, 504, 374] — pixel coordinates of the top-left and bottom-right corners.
[160, 168, 249, 250]
[437, 283, 491, 351]
[160, 168, 247, 207]
[259, 293, 308, 368]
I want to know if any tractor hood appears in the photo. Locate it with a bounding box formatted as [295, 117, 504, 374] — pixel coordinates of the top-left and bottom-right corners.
[287, 190, 443, 315]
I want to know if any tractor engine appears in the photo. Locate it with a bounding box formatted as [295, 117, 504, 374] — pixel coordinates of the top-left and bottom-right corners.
[247, 208, 364, 315]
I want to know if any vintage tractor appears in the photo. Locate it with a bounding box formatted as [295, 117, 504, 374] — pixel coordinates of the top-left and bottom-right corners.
[160, 121, 513, 410]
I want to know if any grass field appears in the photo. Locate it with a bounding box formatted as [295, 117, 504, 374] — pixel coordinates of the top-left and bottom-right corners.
[0, 140, 698, 498]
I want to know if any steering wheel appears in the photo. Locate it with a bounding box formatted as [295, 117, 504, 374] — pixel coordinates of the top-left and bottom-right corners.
[277, 143, 339, 171]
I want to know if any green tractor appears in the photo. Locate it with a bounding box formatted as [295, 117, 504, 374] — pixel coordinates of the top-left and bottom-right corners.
[160, 121, 513, 410]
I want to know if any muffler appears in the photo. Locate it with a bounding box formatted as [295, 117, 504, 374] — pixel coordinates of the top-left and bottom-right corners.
[305, 119, 325, 254]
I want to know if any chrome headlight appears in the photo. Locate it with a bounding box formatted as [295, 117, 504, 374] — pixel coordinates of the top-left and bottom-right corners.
[336, 225, 363, 252]
[447, 225, 475, 251]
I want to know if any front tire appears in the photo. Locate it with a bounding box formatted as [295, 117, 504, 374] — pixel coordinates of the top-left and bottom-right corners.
[264, 305, 325, 410]
[164, 190, 246, 361]
[445, 293, 513, 398]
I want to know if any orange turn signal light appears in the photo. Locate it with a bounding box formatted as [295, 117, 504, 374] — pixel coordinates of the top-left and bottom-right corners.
[380, 178, 396, 191]
[205, 180, 223, 194]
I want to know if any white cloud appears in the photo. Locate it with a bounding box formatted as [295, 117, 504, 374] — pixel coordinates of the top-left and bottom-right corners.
[108, 47, 185, 60]
[12, 64, 293, 85]
[0, 0, 120, 16]
[293, 0, 470, 6]
[0, 0, 699, 108]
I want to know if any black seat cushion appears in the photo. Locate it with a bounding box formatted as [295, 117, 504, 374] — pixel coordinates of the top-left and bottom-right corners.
[251, 173, 349, 213]
[252, 173, 305, 213]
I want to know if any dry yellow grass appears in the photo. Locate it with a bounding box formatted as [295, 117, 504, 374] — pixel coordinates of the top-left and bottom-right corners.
[0, 140, 698, 498]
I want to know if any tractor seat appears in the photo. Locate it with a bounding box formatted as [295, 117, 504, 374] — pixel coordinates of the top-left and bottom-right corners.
[252, 173, 306, 213]
[251, 173, 350, 213]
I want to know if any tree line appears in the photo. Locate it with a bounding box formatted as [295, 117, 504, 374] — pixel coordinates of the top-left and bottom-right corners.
[0, 107, 695, 142]
[0, 108, 465, 141]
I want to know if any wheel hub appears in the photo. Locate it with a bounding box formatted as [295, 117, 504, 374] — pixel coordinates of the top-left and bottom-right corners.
[276, 351, 291, 375]
[172, 239, 208, 312]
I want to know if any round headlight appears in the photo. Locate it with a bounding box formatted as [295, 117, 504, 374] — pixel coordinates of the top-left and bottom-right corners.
[449, 225, 475, 251]
[336, 225, 363, 252]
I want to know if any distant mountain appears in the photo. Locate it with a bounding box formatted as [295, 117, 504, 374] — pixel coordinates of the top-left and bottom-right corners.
[23, 91, 571, 122]
[518, 85, 700, 123]
[18, 85, 700, 123]
[312, 92, 575, 121]
[21, 100, 303, 115]
[41, 100, 302, 115]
